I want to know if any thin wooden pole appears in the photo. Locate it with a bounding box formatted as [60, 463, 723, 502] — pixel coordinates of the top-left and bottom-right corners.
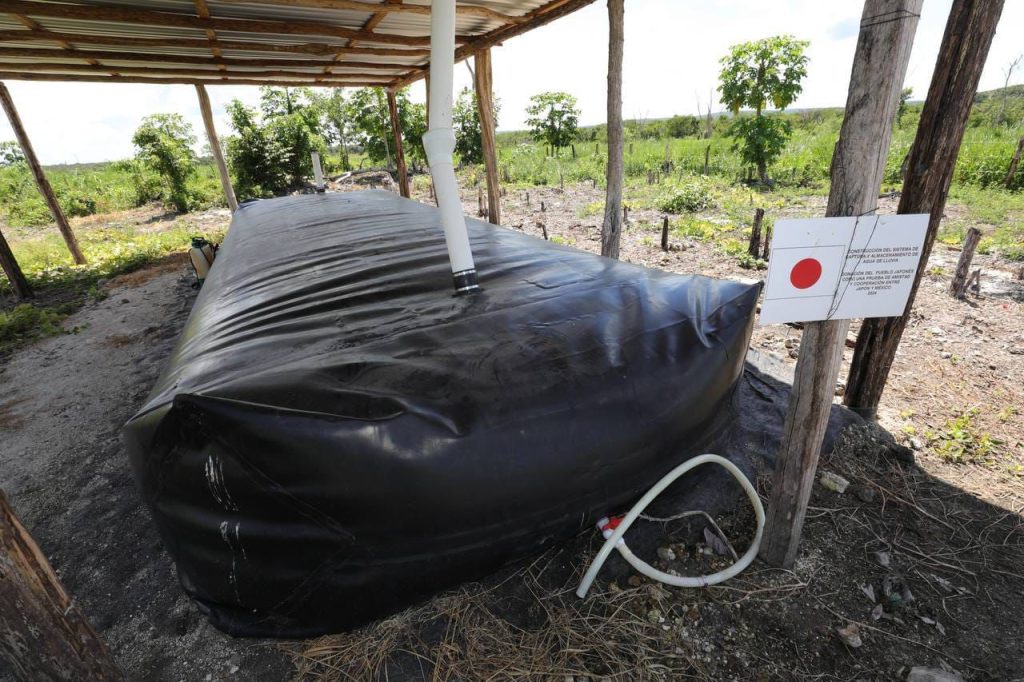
[474, 48, 500, 225]
[600, 0, 624, 260]
[760, 0, 921, 569]
[1004, 136, 1024, 189]
[844, 0, 1005, 418]
[386, 88, 410, 198]
[194, 84, 238, 212]
[0, 491, 125, 680]
[0, 82, 85, 265]
[0, 228, 32, 300]
[950, 227, 981, 298]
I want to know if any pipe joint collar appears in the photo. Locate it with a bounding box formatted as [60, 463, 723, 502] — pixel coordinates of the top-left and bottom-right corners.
[423, 128, 456, 167]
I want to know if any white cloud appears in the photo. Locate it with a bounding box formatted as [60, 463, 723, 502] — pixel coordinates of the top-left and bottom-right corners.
[0, 0, 1021, 164]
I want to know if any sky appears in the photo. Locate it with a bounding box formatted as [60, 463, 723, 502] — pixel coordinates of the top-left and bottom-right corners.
[1, 0, 1022, 165]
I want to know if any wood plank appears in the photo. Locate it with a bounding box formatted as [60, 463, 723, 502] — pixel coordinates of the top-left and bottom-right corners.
[760, 0, 921, 569]
[386, 88, 410, 198]
[0, 61, 401, 80]
[0, 46, 411, 69]
[0, 227, 32, 300]
[216, 0, 526, 24]
[844, 0, 1005, 417]
[0, 0, 436, 46]
[0, 490, 125, 680]
[0, 81, 85, 264]
[600, 0, 623, 259]
[0, 71, 398, 87]
[474, 48, 500, 225]
[195, 84, 238, 212]
[0, 29, 431, 57]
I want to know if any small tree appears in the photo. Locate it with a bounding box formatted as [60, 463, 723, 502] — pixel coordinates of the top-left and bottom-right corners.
[896, 87, 914, 125]
[312, 89, 353, 171]
[452, 87, 501, 165]
[345, 87, 426, 166]
[132, 113, 197, 213]
[0, 141, 24, 166]
[525, 92, 580, 156]
[718, 35, 809, 183]
[225, 100, 289, 199]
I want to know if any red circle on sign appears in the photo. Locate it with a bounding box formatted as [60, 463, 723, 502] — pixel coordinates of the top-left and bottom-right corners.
[790, 258, 823, 289]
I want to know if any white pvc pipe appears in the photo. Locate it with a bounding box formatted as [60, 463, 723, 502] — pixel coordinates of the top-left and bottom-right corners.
[311, 151, 325, 192]
[576, 454, 765, 598]
[423, 0, 479, 294]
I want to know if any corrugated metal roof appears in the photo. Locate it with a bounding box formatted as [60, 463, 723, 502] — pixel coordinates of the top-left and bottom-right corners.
[0, 0, 595, 88]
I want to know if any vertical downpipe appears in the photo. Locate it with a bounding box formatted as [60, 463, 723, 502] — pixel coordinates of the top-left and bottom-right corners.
[423, 0, 480, 295]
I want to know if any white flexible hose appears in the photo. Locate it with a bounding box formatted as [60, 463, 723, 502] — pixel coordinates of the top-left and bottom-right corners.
[576, 454, 765, 598]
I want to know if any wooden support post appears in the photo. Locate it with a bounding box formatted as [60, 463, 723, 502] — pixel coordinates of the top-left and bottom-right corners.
[474, 48, 500, 225]
[845, 0, 1004, 417]
[748, 208, 764, 258]
[195, 84, 238, 212]
[950, 227, 982, 298]
[760, 0, 921, 569]
[0, 491, 125, 680]
[386, 88, 410, 199]
[762, 222, 772, 261]
[1005, 136, 1024, 189]
[660, 216, 669, 252]
[0, 228, 32, 300]
[703, 144, 710, 175]
[601, 0, 624, 260]
[0, 82, 85, 265]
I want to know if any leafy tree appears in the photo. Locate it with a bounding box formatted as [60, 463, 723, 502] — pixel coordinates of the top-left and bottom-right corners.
[718, 35, 809, 183]
[525, 92, 580, 156]
[345, 87, 426, 166]
[665, 115, 701, 139]
[452, 87, 500, 165]
[897, 87, 913, 125]
[225, 100, 290, 199]
[131, 113, 197, 212]
[311, 89, 353, 171]
[0, 141, 24, 166]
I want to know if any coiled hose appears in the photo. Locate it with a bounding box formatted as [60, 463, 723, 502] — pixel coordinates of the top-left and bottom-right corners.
[576, 454, 765, 598]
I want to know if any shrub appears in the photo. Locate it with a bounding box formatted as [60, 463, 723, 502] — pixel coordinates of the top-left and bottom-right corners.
[659, 176, 716, 213]
[132, 113, 198, 213]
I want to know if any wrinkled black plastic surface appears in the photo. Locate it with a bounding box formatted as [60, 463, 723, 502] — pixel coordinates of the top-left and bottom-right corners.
[124, 191, 760, 637]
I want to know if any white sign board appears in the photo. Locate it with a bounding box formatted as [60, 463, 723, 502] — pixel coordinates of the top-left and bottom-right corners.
[759, 214, 929, 325]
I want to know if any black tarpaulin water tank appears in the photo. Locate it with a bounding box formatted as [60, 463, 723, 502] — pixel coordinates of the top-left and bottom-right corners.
[123, 190, 760, 637]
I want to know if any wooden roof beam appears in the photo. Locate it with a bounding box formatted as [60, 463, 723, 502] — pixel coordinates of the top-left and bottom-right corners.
[215, 0, 527, 24]
[193, 0, 226, 72]
[9, 12, 106, 70]
[0, 62, 403, 80]
[0, 0, 459, 46]
[0, 71, 404, 87]
[0, 29, 431, 57]
[0, 46, 411, 70]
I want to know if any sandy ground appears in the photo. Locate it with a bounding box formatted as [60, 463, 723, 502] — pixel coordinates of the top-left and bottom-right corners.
[0, 263, 292, 680]
[1, 182, 1022, 680]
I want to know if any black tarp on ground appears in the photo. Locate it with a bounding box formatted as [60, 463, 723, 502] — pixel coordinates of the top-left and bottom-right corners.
[123, 191, 760, 637]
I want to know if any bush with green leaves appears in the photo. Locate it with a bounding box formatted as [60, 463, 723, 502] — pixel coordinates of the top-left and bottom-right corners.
[718, 35, 809, 183]
[225, 100, 290, 199]
[0, 140, 25, 166]
[344, 87, 425, 167]
[131, 113, 198, 213]
[525, 91, 580, 155]
[659, 176, 716, 213]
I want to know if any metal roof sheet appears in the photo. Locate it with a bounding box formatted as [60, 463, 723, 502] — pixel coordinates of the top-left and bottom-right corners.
[0, 0, 595, 88]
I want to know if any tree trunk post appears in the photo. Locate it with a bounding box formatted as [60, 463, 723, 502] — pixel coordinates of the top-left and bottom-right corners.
[0, 82, 85, 265]
[844, 0, 1005, 418]
[660, 216, 669, 252]
[601, 0, 624, 260]
[748, 208, 764, 258]
[0, 228, 32, 300]
[386, 88, 410, 199]
[195, 84, 238, 212]
[1004, 136, 1024, 189]
[950, 227, 982, 298]
[0, 491, 125, 680]
[760, 0, 921, 569]
[472, 49, 501, 224]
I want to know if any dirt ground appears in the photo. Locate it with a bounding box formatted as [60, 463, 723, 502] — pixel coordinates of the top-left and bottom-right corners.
[1, 182, 1022, 681]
